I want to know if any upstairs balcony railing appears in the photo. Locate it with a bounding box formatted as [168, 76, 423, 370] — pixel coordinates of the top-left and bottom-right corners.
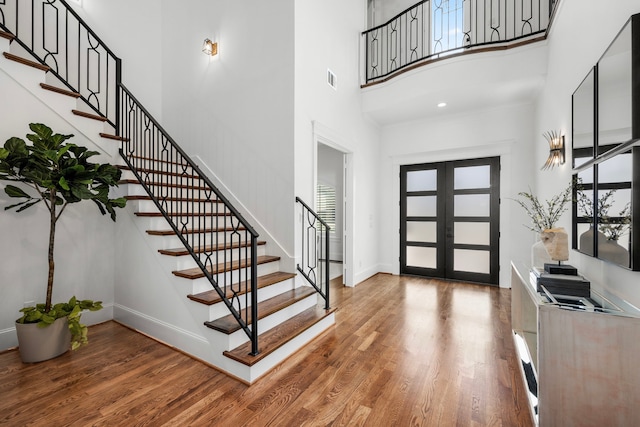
[362, 0, 559, 84]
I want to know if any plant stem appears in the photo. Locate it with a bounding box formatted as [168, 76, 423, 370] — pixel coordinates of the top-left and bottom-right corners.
[46, 188, 56, 312]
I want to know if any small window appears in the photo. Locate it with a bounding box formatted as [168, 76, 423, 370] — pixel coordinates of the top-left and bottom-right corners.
[317, 184, 336, 232]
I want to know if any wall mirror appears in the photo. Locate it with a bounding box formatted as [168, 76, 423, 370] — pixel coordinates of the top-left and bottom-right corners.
[572, 13, 640, 270]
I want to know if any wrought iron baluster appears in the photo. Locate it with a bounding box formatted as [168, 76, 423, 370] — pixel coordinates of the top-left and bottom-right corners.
[295, 197, 330, 311]
[361, 0, 554, 84]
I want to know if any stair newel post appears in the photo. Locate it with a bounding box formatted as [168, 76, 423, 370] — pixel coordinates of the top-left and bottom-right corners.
[250, 235, 259, 356]
[324, 223, 330, 310]
[115, 58, 122, 138]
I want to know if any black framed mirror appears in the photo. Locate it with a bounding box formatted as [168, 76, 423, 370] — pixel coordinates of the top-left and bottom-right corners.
[572, 13, 640, 270]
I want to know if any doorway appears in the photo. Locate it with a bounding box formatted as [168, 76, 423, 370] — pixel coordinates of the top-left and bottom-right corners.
[317, 143, 345, 284]
[400, 156, 500, 284]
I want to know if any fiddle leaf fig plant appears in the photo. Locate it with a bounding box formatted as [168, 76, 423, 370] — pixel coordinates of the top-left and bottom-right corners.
[0, 123, 126, 350]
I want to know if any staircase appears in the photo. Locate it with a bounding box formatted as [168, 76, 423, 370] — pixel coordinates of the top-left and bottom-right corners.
[0, 5, 334, 384]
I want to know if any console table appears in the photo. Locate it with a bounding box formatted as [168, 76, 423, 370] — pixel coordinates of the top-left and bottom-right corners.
[510, 262, 640, 426]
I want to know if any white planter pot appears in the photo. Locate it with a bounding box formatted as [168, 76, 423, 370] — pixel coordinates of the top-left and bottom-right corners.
[15, 317, 71, 363]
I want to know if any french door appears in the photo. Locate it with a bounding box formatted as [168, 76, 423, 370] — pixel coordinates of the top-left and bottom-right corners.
[400, 157, 500, 285]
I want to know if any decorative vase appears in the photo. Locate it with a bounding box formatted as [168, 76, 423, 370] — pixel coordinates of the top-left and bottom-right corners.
[579, 227, 595, 256]
[15, 317, 71, 363]
[531, 237, 552, 269]
[598, 238, 629, 267]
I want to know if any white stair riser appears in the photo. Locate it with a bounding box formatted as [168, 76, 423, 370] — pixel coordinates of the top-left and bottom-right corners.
[134, 215, 246, 231]
[119, 161, 195, 174]
[182, 261, 281, 295]
[226, 294, 318, 350]
[146, 231, 257, 250]
[0, 35, 10, 52]
[169, 245, 268, 271]
[132, 199, 226, 214]
[203, 278, 298, 321]
[119, 169, 199, 182]
[123, 182, 222, 200]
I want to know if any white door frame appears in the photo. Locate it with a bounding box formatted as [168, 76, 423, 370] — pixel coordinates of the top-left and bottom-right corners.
[312, 121, 355, 287]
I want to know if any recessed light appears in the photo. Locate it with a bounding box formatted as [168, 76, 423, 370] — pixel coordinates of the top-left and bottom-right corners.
[437, 102, 447, 108]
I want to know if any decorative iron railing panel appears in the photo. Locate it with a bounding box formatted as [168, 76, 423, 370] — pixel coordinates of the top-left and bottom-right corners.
[119, 85, 261, 355]
[0, 0, 119, 126]
[363, 0, 556, 84]
[296, 197, 330, 310]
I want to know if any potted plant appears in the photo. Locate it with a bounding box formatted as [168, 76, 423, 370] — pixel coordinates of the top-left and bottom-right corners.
[0, 123, 126, 362]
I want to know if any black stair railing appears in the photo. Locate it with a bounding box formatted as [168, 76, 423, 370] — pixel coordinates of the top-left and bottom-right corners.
[362, 0, 559, 84]
[118, 85, 261, 355]
[296, 197, 330, 310]
[0, 0, 262, 355]
[0, 0, 120, 127]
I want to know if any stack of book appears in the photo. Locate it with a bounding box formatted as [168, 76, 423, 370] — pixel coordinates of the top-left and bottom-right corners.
[530, 263, 590, 297]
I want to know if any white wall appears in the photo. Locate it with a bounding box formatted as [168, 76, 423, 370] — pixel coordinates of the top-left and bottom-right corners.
[294, 0, 381, 286]
[378, 103, 535, 287]
[535, 0, 640, 309]
[157, 0, 296, 261]
[67, 0, 163, 120]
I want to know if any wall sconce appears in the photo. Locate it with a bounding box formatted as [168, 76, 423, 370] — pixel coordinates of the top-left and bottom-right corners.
[202, 38, 218, 56]
[541, 130, 565, 170]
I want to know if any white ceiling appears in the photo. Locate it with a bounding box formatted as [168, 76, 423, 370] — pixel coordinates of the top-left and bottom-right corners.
[361, 42, 550, 127]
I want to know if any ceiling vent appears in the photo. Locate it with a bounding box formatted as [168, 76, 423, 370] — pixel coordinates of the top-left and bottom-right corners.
[327, 69, 337, 90]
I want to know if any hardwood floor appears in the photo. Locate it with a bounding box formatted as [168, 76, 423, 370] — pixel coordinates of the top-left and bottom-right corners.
[0, 274, 533, 426]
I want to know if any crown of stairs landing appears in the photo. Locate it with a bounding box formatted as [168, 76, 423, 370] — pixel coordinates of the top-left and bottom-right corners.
[1, 26, 336, 384]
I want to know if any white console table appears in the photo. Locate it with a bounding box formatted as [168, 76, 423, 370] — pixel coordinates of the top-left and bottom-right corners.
[510, 262, 640, 426]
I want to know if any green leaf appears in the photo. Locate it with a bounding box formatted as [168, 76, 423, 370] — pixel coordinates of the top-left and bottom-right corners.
[59, 176, 70, 190]
[4, 137, 28, 155]
[15, 199, 41, 212]
[70, 185, 96, 200]
[4, 184, 31, 199]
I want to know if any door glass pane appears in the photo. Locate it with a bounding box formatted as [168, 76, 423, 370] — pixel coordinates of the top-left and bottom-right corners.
[407, 169, 437, 192]
[454, 194, 490, 217]
[454, 249, 490, 274]
[454, 222, 490, 245]
[454, 165, 490, 190]
[407, 196, 437, 217]
[407, 246, 437, 269]
[407, 221, 437, 242]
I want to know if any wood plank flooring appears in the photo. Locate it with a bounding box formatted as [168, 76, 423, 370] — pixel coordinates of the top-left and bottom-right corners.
[0, 274, 533, 426]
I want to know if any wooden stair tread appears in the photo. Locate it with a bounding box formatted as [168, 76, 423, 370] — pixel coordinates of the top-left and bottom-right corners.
[126, 195, 221, 203]
[72, 109, 108, 122]
[100, 133, 129, 142]
[188, 272, 296, 305]
[146, 226, 245, 236]
[3, 52, 49, 71]
[159, 240, 266, 257]
[40, 83, 80, 98]
[205, 287, 316, 334]
[134, 211, 231, 218]
[223, 306, 336, 366]
[119, 179, 209, 191]
[0, 30, 14, 41]
[173, 255, 280, 279]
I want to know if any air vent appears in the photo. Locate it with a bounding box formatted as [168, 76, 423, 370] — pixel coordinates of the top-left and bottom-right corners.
[327, 69, 337, 90]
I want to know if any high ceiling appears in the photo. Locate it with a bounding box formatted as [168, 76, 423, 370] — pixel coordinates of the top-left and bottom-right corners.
[361, 41, 549, 127]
